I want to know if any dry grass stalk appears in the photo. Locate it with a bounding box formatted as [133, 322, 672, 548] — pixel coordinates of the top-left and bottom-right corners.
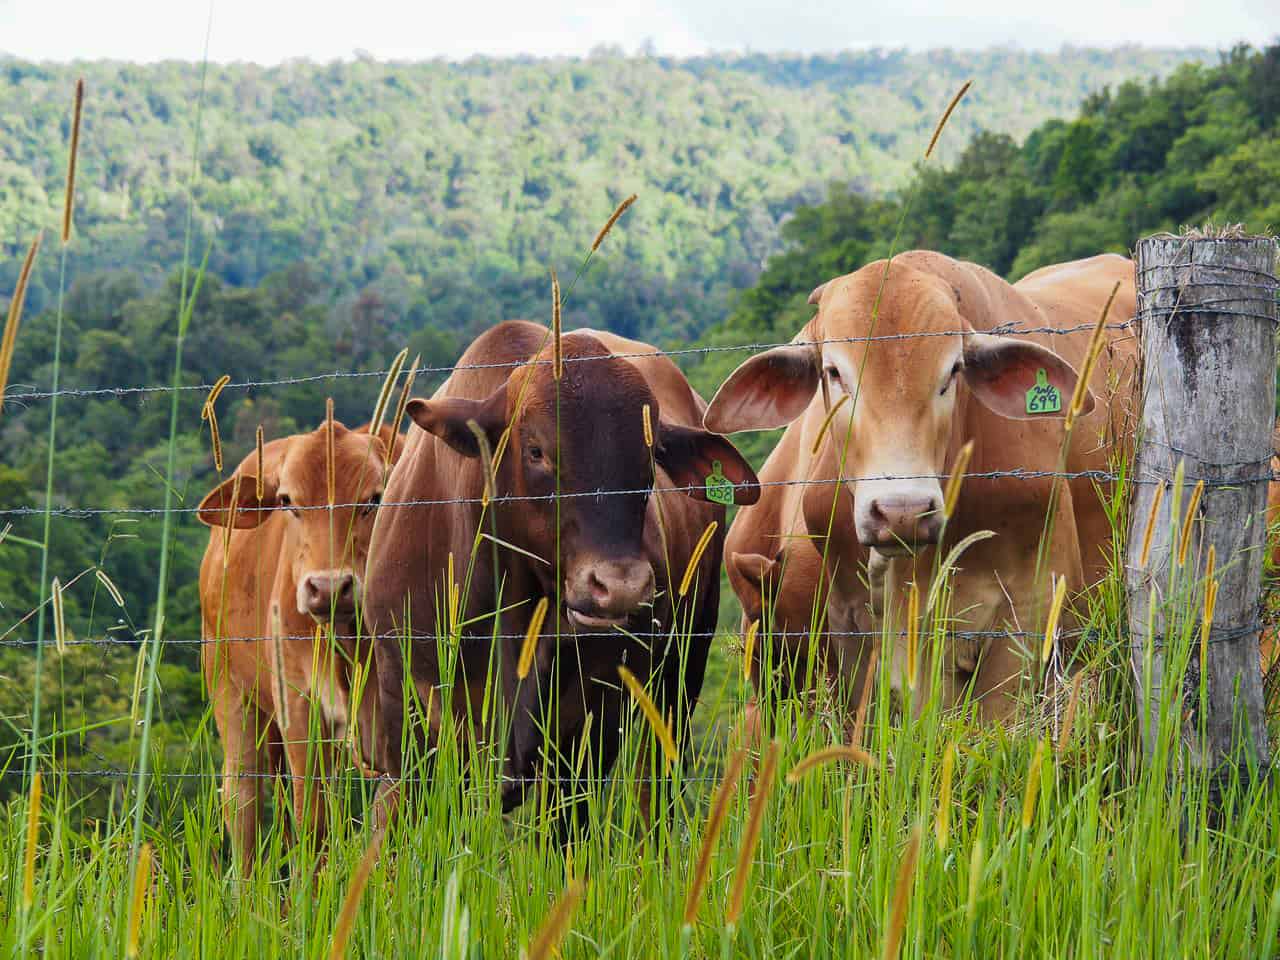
[742, 619, 759, 684]
[936, 741, 955, 848]
[387, 354, 420, 470]
[942, 440, 975, 519]
[617, 665, 677, 770]
[682, 746, 747, 928]
[328, 829, 385, 960]
[96, 568, 125, 607]
[881, 825, 922, 960]
[905, 581, 920, 692]
[592, 193, 637, 252]
[126, 842, 151, 958]
[22, 770, 41, 910]
[811, 393, 850, 455]
[551, 269, 563, 381]
[1138, 483, 1165, 569]
[255, 425, 265, 502]
[678, 521, 719, 598]
[370, 347, 409, 436]
[1201, 543, 1218, 675]
[1064, 282, 1118, 432]
[1177, 479, 1205, 566]
[726, 740, 780, 927]
[1041, 575, 1067, 663]
[925, 80, 972, 159]
[0, 233, 43, 418]
[1021, 739, 1047, 830]
[468, 421, 496, 507]
[326, 397, 336, 507]
[51, 577, 67, 654]
[525, 879, 586, 960]
[851, 648, 879, 748]
[517, 596, 549, 679]
[1056, 670, 1086, 757]
[62, 78, 84, 245]
[642, 403, 653, 448]
[785, 743, 878, 783]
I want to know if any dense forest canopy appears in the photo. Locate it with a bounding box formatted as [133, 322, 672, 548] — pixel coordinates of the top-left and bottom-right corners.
[3, 42, 1278, 800]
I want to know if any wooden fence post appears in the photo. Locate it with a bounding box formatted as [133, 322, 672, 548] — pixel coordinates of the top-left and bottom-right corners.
[1127, 231, 1276, 788]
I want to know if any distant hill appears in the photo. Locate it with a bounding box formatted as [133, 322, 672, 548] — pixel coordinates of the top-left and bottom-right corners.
[2, 48, 1206, 343]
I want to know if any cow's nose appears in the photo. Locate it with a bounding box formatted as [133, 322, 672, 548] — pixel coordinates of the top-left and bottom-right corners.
[587, 561, 655, 615]
[302, 571, 357, 619]
[567, 558, 655, 626]
[862, 494, 943, 549]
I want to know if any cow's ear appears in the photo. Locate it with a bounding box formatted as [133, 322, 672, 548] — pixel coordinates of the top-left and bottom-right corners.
[730, 551, 780, 597]
[656, 422, 760, 506]
[197, 472, 279, 529]
[962, 334, 1094, 421]
[704, 344, 820, 434]
[406, 383, 508, 458]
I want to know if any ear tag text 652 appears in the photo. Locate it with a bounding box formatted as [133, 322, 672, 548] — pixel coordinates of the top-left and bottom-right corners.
[1025, 369, 1062, 415]
[705, 460, 736, 506]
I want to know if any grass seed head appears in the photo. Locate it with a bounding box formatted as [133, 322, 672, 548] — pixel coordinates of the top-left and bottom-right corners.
[786, 744, 878, 783]
[592, 193, 637, 252]
[62, 78, 84, 245]
[23, 770, 41, 910]
[617, 665, 678, 770]
[882, 825, 922, 960]
[743, 618, 759, 684]
[679, 520, 719, 598]
[936, 741, 955, 848]
[0, 233, 43, 419]
[942, 439, 975, 520]
[126, 842, 151, 958]
[329, 830, 385, 960]
[1021, 739, 1047, 830]
[726, 740, 780, 927]
[925, 80, 971, 159]
[682, 746, 747, 928]
[518, 596, 549, 680]
[525, 879, 585, 960]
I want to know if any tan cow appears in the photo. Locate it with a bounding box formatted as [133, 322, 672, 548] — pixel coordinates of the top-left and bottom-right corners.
[197, 419, 401, 870]
[362, 320, 758, 831]
[707, 251, 1137, 721]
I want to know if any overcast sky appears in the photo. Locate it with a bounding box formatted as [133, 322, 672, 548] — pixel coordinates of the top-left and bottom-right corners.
[1, 0, 1275, 62]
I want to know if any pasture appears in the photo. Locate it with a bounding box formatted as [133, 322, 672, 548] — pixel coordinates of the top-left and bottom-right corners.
[4, 58, 1280, 960]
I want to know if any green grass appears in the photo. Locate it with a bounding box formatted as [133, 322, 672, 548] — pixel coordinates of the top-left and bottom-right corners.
[3, 541, 1280, 959]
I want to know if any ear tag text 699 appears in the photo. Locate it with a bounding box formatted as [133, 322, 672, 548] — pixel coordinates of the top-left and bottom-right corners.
[1025, 369, 1062, 415]
[705, 460, 736, 506]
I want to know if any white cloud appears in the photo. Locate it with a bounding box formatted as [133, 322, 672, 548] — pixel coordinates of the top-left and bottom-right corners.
[0, 0, 1274, 62]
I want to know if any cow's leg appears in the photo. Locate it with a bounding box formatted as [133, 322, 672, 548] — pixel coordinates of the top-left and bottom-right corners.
[278, 690, 335, 858]
[213, 695, 270, 876]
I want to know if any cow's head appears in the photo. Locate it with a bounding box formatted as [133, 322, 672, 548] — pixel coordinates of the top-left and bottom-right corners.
[197, 419, 400, 624]
[705, 261, 1092, 555]
[406, 332, 758, 629]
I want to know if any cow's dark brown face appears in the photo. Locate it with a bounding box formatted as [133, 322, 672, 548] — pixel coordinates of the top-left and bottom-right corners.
[408, 332, 758, 629]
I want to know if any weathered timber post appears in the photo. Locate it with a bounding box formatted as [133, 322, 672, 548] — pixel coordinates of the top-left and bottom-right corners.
[1127, 231, 1277, 787]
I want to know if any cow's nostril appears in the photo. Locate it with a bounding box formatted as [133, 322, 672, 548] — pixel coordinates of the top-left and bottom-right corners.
[587, 572, 610, 605]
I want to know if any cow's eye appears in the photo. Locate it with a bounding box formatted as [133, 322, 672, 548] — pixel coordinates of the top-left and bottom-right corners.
[940, 361, 961, 395]
[825, 365, 842, 385]
[527, 444, 543, 462]
[362, 493, 381, 515]
[278, 493, 298, 516]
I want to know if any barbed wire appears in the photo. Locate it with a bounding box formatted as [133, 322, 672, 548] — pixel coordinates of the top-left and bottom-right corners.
[4, 466, 1277, 521]
[2, 320, 1136, 405]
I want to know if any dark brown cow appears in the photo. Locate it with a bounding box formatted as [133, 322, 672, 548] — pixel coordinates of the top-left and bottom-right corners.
[361, 320, 757, 827]
[198, 419, 400, 870]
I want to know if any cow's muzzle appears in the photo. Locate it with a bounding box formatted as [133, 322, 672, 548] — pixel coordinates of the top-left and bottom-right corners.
[299, 569, 360, 621]
[564, 556, 655, 629]
[858, 493, 943, 553]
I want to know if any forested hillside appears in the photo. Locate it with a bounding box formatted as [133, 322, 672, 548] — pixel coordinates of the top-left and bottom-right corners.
[690, 44, 1280, 401]
[6, 42, 1278, 797]
[3, 47, 1204, 340]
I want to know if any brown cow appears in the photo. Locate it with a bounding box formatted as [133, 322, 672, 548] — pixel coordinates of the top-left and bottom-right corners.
[724, 387, 866, 736]
[361, 320, 758, 829]
[197, 419, 400, 870]
[706, 252, 1137, 720]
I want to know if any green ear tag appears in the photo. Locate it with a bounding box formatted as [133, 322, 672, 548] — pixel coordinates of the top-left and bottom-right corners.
[705, 460, 736, 506]
[1025, 368, 1062, 415]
